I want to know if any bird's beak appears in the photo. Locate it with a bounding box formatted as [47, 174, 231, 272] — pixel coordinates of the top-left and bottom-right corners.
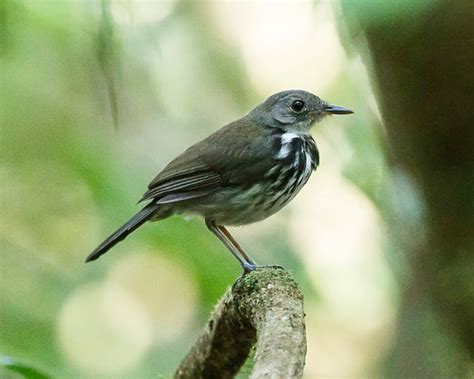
[324, 104, 353, 115]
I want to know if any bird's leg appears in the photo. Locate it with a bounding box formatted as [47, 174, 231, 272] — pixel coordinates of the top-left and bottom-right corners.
[205, 219, 257, 273]
[217, 225, 257, 266]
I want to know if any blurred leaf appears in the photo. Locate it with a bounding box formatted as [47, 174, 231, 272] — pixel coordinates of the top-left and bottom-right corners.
[341, 0, 439, 26]
[0, 357, 50, 379]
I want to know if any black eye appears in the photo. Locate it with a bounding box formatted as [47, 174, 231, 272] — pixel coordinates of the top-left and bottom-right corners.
[291, 100, 305, 113]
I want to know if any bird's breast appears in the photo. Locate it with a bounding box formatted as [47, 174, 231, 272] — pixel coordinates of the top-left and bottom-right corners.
[172, 132, 319, 226]
[263, 132, 319, 209]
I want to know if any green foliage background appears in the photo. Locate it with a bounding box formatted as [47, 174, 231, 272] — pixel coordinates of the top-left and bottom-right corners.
[1, 1, 471, 378]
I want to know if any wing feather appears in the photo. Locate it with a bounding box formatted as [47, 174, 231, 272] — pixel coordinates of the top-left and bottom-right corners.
[140, 118, 280, 204]
[139, 144, 223, 203]
[139, 172, 221, 202]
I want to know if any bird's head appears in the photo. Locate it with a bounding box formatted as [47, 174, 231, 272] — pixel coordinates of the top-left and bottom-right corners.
[249, 89, 353, 134]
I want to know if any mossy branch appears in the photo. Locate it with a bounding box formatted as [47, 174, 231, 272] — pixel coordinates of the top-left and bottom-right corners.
[174, 267, 306, 379]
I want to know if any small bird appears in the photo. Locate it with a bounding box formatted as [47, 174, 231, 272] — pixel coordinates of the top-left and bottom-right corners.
[86, 90, 353, 272]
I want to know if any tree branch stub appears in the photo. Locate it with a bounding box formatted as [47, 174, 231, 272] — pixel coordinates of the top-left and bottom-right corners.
[175, 267, 306, 379]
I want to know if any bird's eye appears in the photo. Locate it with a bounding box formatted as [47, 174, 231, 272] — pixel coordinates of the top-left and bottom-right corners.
[291, 100, 305, 113]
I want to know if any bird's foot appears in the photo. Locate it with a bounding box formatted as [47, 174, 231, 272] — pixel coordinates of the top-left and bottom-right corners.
[242, 263, 285, 273]
[243, 261, 258, 273]
[234, 262, 257, 287]
[235, 263, 286, 286]
[255, 264, 285, 270]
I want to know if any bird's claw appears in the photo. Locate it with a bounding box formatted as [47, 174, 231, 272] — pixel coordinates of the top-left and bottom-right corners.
[257, 264, 285, 270]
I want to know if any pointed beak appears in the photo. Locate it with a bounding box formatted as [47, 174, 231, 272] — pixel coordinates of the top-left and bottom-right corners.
[324, 104, 353, 115]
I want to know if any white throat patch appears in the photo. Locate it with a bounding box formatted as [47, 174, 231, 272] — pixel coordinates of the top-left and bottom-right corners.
[277, 132, 300, 159]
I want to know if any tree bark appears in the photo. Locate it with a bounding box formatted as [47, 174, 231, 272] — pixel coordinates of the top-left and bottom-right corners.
[342, 1, 474, 376]
[174, 267, 306, 379]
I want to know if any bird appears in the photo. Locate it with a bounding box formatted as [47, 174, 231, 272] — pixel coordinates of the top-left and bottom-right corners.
[86, 90, 353, 272]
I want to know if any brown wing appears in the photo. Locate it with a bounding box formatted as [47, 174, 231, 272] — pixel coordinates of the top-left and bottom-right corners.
[139, 118, 278, 204]
[139, 145, 223, 203]
[198, 119, 277, 185]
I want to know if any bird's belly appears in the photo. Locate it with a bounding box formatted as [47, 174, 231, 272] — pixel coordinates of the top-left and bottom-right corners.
[175, 179, 308, 226]
[173, 139, 317, 225]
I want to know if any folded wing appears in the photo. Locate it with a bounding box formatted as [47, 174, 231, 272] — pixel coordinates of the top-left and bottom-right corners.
[139, 147, 223, 203]
[140, 119, 278, 204]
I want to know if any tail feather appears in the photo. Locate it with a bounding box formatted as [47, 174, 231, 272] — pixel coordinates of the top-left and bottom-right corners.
[85, 203, 160, 263]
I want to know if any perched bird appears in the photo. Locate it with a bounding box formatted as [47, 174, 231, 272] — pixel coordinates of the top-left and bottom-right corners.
[86, 90, 353, 272]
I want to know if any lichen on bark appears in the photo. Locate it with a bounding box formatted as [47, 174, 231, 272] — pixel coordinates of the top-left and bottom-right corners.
[175, 267, 306, 379]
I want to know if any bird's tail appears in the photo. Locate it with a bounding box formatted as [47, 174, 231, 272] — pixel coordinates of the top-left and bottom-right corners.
[85, 203, 161, 263]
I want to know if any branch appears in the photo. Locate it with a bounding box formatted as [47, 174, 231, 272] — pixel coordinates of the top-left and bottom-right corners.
[174, 267, 306, 378]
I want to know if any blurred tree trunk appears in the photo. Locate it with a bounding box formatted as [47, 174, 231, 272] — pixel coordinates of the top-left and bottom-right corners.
[343, 0, 474, 377]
